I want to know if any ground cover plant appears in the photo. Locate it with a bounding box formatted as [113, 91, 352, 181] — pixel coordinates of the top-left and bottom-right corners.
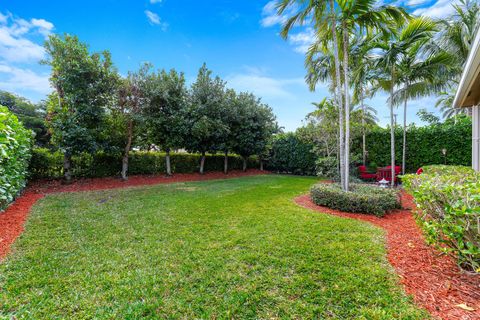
[310, 183, 401, 217]
[0, 175, 426, 319]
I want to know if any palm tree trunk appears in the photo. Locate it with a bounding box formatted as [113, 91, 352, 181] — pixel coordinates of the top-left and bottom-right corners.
[362, 93, 366, 166]
[224, 150, 228, 174]
[121, 119, 133, 181]
[342, 21, 350, 191]
[390, 67, 396, 187]
[200, 151, 206, 175]
[402, 85, 408, 175]
[330, 0, 345, 191]
[165, 148, 172, 176]
[242, 157, 247, 172]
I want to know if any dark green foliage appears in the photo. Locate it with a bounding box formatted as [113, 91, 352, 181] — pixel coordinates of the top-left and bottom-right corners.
[0, 90, 49, 146]
[43, 34, 119, 157]
[29, 148, 259, 179]
[353, 116, 471, 172]
[0, 106, 32, 210]
[403, 166, 479, 272]
[266, 133, 317, 175]
[310, 183, 400, 217]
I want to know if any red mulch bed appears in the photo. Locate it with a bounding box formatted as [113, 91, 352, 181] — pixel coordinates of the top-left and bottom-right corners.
[0, 170, 266, 259]
[295, 192, 480, 320]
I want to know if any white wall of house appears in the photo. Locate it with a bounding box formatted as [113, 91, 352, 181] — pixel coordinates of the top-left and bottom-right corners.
[473, 105, 480, 172]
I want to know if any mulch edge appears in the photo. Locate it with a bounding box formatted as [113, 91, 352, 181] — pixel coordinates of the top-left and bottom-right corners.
[0, 170, 267, 259]
[294, 193, 480, 320]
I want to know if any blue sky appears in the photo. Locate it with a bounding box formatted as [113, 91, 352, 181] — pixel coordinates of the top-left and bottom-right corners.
[0, 0, 462, 131]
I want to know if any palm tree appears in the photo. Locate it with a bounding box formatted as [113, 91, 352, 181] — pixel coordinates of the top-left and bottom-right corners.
[277, 0, 347, 190]
[430, 0, 480, 119]
[372, 17, 437, 185]
[390, 38, 453, 174]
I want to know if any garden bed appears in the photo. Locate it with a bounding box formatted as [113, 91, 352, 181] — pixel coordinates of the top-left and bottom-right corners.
[295, 193, 480, 320]
[310, 183, 400, 217]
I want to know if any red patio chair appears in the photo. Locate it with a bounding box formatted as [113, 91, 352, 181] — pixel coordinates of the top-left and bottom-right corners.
[358, 165, 376, 180]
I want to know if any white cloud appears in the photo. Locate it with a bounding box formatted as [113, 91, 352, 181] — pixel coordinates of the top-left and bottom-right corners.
[261, 0, 299, 28]
[31, 18, 54, 36]
[413, 0, 459, 19]
[144, 10, 168, 30]
[226, 69, 305, 99]
[0, 63, 50, 95]
[289, 28, 315, 53]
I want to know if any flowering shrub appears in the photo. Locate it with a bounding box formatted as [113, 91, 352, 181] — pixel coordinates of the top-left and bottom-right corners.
[0, 106, 32, 210]
[403, 166, 480, 272]
[310, 183, 400, 217]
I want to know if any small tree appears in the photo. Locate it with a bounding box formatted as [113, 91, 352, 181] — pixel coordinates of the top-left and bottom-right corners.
[43, 34, 118, 183]
[113, 65, 149, 180]
[185, 64, 228, 174]
[231, 92, 277, 171]
[144, 68, 188, 176]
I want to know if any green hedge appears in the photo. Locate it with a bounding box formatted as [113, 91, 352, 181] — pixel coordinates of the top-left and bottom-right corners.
[266, 133, 317, 175]
[310, 183, 400, 217]
[0, 106, 32, 210]
[403, 165, 479, 272]
[29, 148, 259, 179]
[353, 117, 471, 173]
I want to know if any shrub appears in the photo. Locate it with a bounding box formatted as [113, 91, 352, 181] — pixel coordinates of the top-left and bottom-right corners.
[403, 167, 480, 272]
[315, 157, 338, 178]
[310, 183, 400, 217]
[29, 148, 260, 179]
[266, 133, 316, 175]
[420, 164, 474, 175]
[0, 106, 32, 210]
[352, 116, 472, 173]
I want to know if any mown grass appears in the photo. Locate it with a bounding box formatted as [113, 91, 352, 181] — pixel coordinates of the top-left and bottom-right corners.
[0, 175, 427, 319]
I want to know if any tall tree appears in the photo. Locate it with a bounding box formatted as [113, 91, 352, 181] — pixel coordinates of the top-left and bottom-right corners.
[373, 17, 436, 185]
[43, 34, 118, 183]
[231, 92, 277, 171]
[186, 64, 228, 174]
[277, 0, 346, 190]
[144, 68, 189, 176]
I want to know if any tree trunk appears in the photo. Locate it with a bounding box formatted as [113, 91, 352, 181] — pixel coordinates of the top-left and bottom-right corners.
[330, 0, 345, 191]
[63, 153, 72, 184]
[224, 150, 228, 174]
[342, 22, 350, 192]
[260, 160, 264, 171]
[121, 119, 133, 181]
[361, 91, 366, 166]
[242, 157, 247, 172]
[165, 148, 172, 176]
[390, 67, 396, 187]
[200, 151, 206, 175]
[402, 85, 408, 175]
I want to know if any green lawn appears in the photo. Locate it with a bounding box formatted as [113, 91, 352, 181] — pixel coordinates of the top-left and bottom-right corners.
[0, 175, 427, 319]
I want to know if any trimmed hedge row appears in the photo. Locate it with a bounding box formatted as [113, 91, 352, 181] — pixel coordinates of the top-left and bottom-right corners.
[30, 148, 259, 179]
[354, 117, 471, 173]
[403, 165, 479, 272]
[0, 106, 32, 210]
[266, 133, 317, 175]
[310, 183, 400, 217]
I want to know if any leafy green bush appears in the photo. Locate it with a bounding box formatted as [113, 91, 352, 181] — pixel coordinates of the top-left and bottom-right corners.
[315, 157, 338, 178]
[353, 116, 471, 172]
[403, 167, 480, 272]
[266, 133, 316, 175]
[310, 183, 400, 217]
[420, 164, 474, 175]
[0, 106, 32, 210]
[29, 148, 259, 179]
